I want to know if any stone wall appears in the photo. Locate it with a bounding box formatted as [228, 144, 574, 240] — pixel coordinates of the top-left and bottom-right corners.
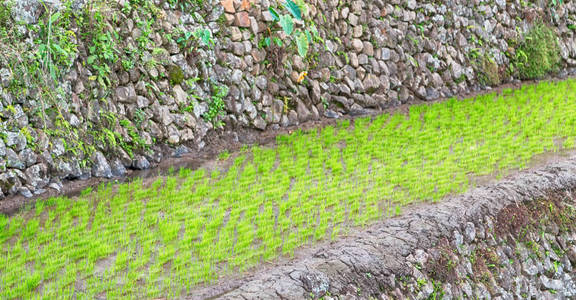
[1, 0, 576, 199]
[192, 157, 576, 299]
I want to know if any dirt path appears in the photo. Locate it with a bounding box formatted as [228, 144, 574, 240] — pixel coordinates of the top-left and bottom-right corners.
[187, 156, 576, 299]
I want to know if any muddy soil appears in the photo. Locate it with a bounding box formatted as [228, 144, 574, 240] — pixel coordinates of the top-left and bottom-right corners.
[0, 76, 559, 216]
[187, 156, 576, 299]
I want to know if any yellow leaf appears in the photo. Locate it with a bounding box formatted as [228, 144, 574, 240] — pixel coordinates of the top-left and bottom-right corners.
[297, 71, 307, 83]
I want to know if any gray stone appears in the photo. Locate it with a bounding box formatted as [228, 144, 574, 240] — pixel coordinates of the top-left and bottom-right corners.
[115, 85, 137, 103]
[110, 159, 127, 177]
[159, 106, 173, 126]
[461, 281, 473, 298]
[0, 171, 20, 195]
[363, 42, 374, 57]
[426, 88, 440, 100]
[69, 114, 81, 127]
[232, 42, 245, 56]
[348, 14, 359, 26]
[272, 100, 284, 124]
[382, 48, 391, 61]
[91, 151, 113, 178]
[166, 125, 180, 144]
[5, 132, 27, 151]
[352, 39, 364, 52]
[11, 0, 57, 24]
[230, 27, 242, 41]
[0, 68, 11, 87]
[540, 276, 563, 291]
[231, 69, 243, 82]
[173, 85, 188, 106]
[363, 74, 381, 93]
[5, 148, 25, 170]
[25, 164, 47, 189]
[464, 222, 476, 242]
[253, 116, 267, 130]
[352, 26, 363, 38]
[136, 96, 150, 108]
[522, 259, 539, 276]
[296, 100, 313, 122]
[48, 180, 63, 193]
[349, 53, 359, 68]
[50, 139, 65, 158]
[255, 76, 268, 90]
[194, 102, 208, 120]
[358, 54, 369, 65]
[453, 230, 464, 248]
[324, 110, 340, 119]
[474, 283, 490, 299]
[293, 56, 306, 71]
[451, 61, 465, 80]
[19, 187, 33, 198]
[20, 149, 37, 167]
[341, 7, 349, 19]
[172, 145, 190, 158]
[243, 99, 258, 120]
[0, 139, 5, 157]
[132, 155, 151, 170]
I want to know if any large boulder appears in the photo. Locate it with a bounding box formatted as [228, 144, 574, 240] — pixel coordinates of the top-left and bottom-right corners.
[10, 0, 85, 24]
[91, 151, 113, 178]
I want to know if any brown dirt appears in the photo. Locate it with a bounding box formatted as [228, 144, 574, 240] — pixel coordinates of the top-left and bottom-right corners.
[425, 237, 459, 283]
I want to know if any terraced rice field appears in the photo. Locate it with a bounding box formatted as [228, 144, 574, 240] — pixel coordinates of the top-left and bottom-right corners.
[2, 80, 576, 298]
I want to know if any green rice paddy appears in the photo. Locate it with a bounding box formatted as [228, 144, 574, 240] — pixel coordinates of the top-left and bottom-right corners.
[2, 80, 576, 298]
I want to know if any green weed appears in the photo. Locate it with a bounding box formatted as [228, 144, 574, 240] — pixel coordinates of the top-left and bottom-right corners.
[514, 23, 561, 79]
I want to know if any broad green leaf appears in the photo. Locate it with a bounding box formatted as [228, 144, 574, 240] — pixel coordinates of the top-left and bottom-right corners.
[268, 7, 280, 21]
[296, 31, 309, 57]
[50, 12, 61, 24]
[305, 29, 312, 43]
[273, 37, 283, 46]
[264, 37, 271, 47]
[51, 43, 65, 55]
[283, 0, 302, 20]
[279, 14, 294, 36]
[310, 24, 320, 39]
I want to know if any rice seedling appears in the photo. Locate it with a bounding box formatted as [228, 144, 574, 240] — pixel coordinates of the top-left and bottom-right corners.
[2, 79, 576, 297]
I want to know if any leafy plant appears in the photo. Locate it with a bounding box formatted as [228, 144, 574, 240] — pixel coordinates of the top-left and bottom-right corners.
[176, 27, 214, 51]
[266, 0, 317, 57]
[471, 52, 501, 86]
[36, 4, 78, 81]
[193, 28, 214, 48]
[85, 11, 118, 87]
[513, 23, 561, 79]
[203, 84, 229, 127]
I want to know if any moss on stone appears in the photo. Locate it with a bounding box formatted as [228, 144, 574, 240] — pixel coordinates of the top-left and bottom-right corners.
[515, 23, 561, 79]
[476, 55, 501, 87]
[168, 65, 184, 85]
